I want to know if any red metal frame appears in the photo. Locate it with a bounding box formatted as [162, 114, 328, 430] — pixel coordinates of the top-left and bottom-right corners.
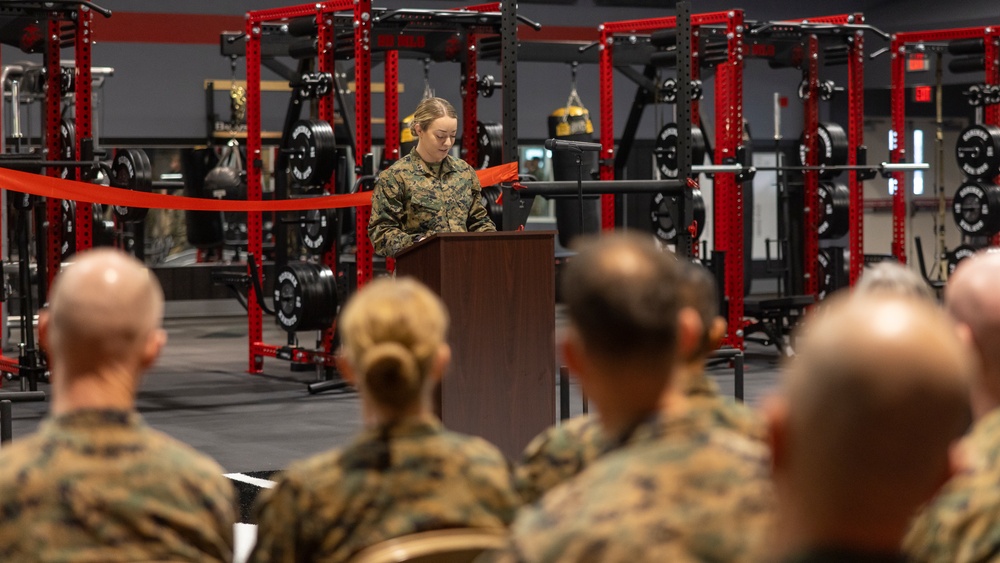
[597, 10, 744, 346]
[847, 22, 865, 284]
[45, 18, 63, 291]
[890, 26, 1000, 262]
[75, 6, 94, 253]
[245, 1, 368, 373]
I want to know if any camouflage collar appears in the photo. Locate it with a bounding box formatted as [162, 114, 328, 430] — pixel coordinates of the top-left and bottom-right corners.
[684, 370, 721, 398]
[407, 147, 457, 178]
[365, 415, 444, 442]
[48, 409, 141, 429]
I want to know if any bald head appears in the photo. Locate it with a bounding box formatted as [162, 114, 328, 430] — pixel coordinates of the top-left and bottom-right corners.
[562, 232, 681, 371]
[946, 251, 1000, 378]
[776, 294, 971, 534]
[854, 261, 936, 303]
[43, 248, 165, 378]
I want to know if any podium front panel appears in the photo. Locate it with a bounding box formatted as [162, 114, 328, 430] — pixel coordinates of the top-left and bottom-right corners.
[395, 232, 555, 459]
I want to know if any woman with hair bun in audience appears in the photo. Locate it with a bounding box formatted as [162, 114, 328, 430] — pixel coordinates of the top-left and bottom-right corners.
[250, 277, 519, 563]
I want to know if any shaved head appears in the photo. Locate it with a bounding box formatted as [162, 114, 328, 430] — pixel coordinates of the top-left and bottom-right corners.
[946, 251, 1000, 378]
[43, 248, 165, 380]
[775, 294, 972, 539]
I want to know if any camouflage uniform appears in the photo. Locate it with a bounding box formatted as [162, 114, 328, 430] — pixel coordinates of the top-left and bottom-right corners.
[0, 409, 236, 562]
[513, 371, 765, 504]
[250, 416, 520, 563]
[501, 410, 775, 562]
[904, 407, 1000, 562]
[369, 148, 496, 257]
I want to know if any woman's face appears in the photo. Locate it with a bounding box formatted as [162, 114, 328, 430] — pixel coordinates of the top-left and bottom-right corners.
[415, 116, 458, 163]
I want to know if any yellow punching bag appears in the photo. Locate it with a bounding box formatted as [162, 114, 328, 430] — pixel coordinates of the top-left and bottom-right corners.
[548, 93, 599, 248]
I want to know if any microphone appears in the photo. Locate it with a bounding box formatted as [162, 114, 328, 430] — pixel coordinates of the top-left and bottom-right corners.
[544, 138, 602, 152]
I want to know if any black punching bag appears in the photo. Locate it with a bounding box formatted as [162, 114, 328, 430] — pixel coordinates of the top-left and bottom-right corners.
[549, 104, 599, 248]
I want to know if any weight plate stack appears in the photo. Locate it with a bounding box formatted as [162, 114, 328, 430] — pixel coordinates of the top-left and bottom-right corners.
[59, 118, 75, 179]
[952, 181, 1000, 236]
[61, 199, 75, 259]
[110, 148, 152, 223]
[649, 189, 706, 243]
[273, 262, 339, 332]
[654, 123, 707, 179]
[817, 248, 835, 300]
[288, 119, 336, 188]
[298, 208, 336, 255]
[955, 124, 1000, 180]
[798, 122, 849, 179]
[818, 182, 850, 239]
[480, 184, 503, 227]
[476, 121, 503, 169]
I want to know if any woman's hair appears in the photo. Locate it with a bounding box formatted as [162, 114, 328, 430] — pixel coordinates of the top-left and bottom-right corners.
[339, 277, 449, 410]
[409, 97, 457, 137]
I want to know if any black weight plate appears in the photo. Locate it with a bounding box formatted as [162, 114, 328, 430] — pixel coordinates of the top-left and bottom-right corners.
[59, 118, 75, 179]
[288, 119, 336, 187]
[92, 203, 115, 247]
[480, 184, 503, 227]
[952, 181, 1000, 236]
[111, 149, 149, 223]
[955, 124, 1000, 180]
[61, 199, 75, 259]
[817, 248, 834, 300]
[818, 182, 849, 239]
[948, 244, 979, 276]
[798, 122, 849, 179]
[273, 262, 339, 332]
[654, 123, 707, 179]
[477, 121, 503, 169]
[299, 208, 335, 254]
[650, 189, 706, 243]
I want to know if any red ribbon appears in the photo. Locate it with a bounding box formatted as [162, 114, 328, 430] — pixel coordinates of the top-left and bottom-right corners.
[0, 160, 520, 212]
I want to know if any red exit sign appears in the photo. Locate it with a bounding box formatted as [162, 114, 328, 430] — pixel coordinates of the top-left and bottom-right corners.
[913, 85, 933, 103]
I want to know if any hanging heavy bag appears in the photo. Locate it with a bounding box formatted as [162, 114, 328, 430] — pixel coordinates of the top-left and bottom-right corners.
[183, 148, 224, 249]
[204, 140, 248, 247]
[549, 85, 599, 248]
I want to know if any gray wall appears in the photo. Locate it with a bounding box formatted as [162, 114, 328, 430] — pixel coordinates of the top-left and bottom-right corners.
[3, 0, 998, 143]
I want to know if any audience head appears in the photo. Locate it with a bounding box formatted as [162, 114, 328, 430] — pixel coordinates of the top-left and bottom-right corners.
[676, 260, 725, 360]
[767, 293, 972, 550]
[339, 277, 450, 415]
[561, 233, 693, 432]
[944, 250, 1000, 415]
[40, 248, 167, 406]
[854, 261, 936, 302]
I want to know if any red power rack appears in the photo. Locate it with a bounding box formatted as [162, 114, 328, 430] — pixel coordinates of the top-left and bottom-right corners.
[0, 6, 96, 383]
[889, 26, 1000, 263]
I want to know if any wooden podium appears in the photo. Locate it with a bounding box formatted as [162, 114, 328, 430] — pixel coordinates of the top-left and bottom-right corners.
[395, 231, 555, 459]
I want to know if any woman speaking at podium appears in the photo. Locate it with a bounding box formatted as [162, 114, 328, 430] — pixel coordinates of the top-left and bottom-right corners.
[369, 97, 496, 257]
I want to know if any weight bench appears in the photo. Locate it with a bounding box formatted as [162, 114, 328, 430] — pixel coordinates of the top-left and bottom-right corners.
[743, 294, 814, 357]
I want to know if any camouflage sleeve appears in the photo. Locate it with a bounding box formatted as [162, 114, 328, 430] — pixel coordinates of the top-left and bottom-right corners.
[249, 475, 310, 563]
[466, 175, 497, 233]
[368, 170, 416, 257]
[513, 417, 605, 505]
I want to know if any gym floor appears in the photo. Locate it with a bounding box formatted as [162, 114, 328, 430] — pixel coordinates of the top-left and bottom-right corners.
[0, 311, 784, 561]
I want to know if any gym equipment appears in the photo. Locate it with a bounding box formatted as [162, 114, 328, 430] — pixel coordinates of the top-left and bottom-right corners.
[654, 122, 706, 178]
[476, 121, 503, 169]
[480, 184, 503, 227]
[948, 244, 978, 275]
[298, 208, 336, 254]
[955, 124, 1000, 180]
[649, 189, 706, 243]
[273, 262, 339, 332]
[818, 182, 849, 239]
[58, 118, 74, 179]
[952, 180, 1000, 236]
[798, 122, 848, 179]
[549, 76, 599, 248]
[287, 119, 336, 187]
[110, 148, 152, 223]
